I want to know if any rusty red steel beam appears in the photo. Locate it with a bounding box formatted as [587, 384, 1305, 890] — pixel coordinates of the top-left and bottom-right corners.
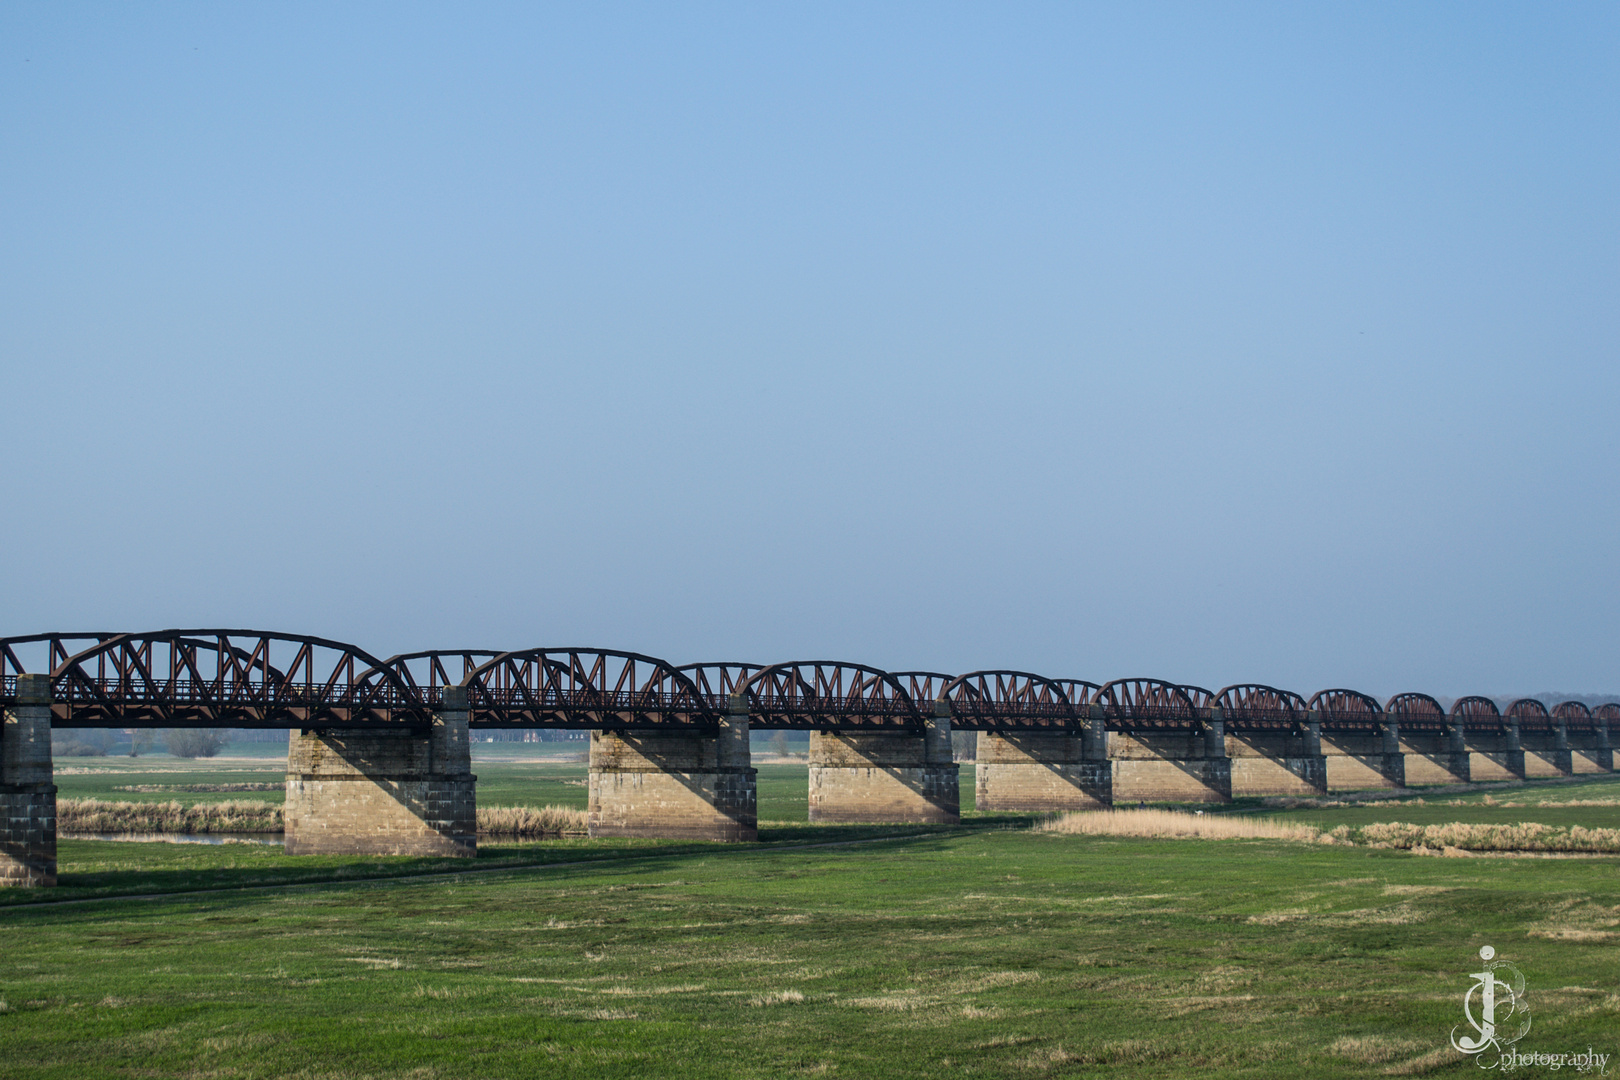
[736, 662, 923, 730]
[887, 671, 957, 710]
[1214, 684, 1307, 731]
[1385, 692, 1450, 733]
[1306, 688, 1385, 731]
[12, 630, 422, 728]
[938, 671, 1078, 730]
[1506, 698, 1555, 732]
[674, 662, 766, 716]
[1095, 678, 1201, 729]
[462, 649, 716, 729]
[1450, 695, 1507, 732]
[1, 630, 1615, 738]
[1554, 700, 1596, 732]
[363, 651, 505, 708]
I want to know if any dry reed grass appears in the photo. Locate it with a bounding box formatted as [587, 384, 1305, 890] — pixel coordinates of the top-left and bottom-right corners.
[58, 798, 282, 834]
[477, 804, 588, 836]
[58, 798, 588, 836]
[1038, 809, 1319, 842]
[1333, 821, 1620, 853]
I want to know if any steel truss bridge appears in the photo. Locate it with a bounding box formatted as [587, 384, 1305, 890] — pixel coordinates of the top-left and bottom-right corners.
[1, 630, 1613, 737]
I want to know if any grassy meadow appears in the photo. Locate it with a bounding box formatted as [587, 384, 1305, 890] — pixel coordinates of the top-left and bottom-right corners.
[5, 755, 1620, 1077]
[52, 754, 862, 822]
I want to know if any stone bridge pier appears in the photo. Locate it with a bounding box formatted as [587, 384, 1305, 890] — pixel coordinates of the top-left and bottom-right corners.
[1, 674, 55, 886]
[1109, 720, 1231, 804]
[284, 686, 477, 856]
[1462, 723, 1525, 782]
[587, 704, 756, 841]
[1399, 723, 1470, 786]
[1520, 722, 1573, 778]
[1568, 721, 1613, 774]
[808, 710, 958, 823]
[1321, 722, 1405, 792]
[1225, 712, 1328, 797]
[974, 707, 1112, 812]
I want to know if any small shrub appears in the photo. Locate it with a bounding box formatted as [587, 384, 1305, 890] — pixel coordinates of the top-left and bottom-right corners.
[53, 729, 113, 757]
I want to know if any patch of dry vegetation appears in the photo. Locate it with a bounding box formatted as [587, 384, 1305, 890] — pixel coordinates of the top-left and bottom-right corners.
[1039, 809, 1318, 841]
[58, 798, 282, 834]
[1041, 807, 1620, 853]
[477, 804, 588, 836]
[1328, 1035, 1427, 1065]
[58, 798, 588, 836]
[1329, 821, 1620, 853]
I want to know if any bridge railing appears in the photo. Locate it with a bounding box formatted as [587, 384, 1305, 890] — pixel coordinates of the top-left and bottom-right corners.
[946, 701, 1077, 728]
[469, 687, 700, 711]
[52, 677, 418, 708]
[1102, 704, 1208, 726]
[1218, 707, 1300, 730]
[745, 693, 920, 728]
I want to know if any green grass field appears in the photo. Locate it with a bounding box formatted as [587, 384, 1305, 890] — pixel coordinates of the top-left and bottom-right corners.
[3, 830, 1618, 1078]
[10, 760, 1620, 1077]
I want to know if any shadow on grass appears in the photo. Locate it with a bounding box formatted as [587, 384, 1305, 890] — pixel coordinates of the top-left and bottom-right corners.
[1, 816, 1042, 908]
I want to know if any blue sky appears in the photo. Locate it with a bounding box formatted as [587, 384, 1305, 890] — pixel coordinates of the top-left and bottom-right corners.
[2, 3, 1615, 697]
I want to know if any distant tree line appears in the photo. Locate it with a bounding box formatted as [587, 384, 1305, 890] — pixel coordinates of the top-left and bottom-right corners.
[52, 728, 231, 759]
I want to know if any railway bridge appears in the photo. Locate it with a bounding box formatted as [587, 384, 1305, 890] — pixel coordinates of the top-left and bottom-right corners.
[1, 629, 1613, 885]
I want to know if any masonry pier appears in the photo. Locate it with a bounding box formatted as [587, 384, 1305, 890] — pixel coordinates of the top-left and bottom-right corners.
[1566, 711, 1613, 774]
[1461, 723, 1525, 782]
[1225, 711, 1328, 797]
[974, 709, 1111, 812]
[587, 702, 756, 840]
[808, 708, 958, 823]
[1, 674, 55, 886]
[284, 686, 477, 856]
[1398, 723, 1471, 785]
[1109, 719, 1231, 804]
[1321, 722, 1405, 792]
[1519, 717, 1573, 778]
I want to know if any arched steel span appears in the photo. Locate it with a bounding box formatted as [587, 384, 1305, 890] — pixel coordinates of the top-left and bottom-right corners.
[1506, 698, 1553, 731]
[738, 662, 923, 730]
[1385, 692, 1449, 732]
[1450, 695, 1505, 731]
[1, 629, 1613, 739]
[887, 671, 957, 707]
[1055, 680, 1102, 713]
[1180, 685, 1216, 710]
[0, 633, 120, 696]
[1096, 679, 1198, 728]
[18, 630, 422, 729]
[462, 649, 716, 730]
[1308, 689, 1384, 729]
[1554, 700, 1595, 731]
[939, 671, 1077, 731]
[675, 663, 765, 713]
[363, 651, 505, 708]
[1215, 685, 1307, 730]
